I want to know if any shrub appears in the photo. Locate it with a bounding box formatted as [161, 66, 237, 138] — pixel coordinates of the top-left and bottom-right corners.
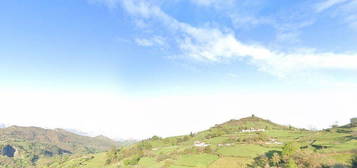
[287, 159, 298, 168]
[203, 146, 213, 153]
[190, 132, 195, 137]
[352, 155, 357, 168]
[282, 142, 299, 159]
[151, 136, 162, 141]
[123, 154, 142, 166]
[105, 147, 121, 165]
[249, 155, 269, 168]
[292, 150, 323, 168]
[271, 152, 281, 167]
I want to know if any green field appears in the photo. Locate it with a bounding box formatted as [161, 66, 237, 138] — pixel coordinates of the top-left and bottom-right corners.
[0, 117, 357, 168]
[34, 116, 357, 168]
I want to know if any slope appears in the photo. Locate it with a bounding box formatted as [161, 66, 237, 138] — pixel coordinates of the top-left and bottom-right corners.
[47, 116, 357, 168]
[0, 126, 120, 168]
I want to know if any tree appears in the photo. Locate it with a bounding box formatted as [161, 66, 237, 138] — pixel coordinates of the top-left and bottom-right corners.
[351, 118, 357, 127]
[352, 155, 357, 168]
[190, 132, 195, 137]
[331, 121, 339, 128]
[292, 150, 323, 168]
[271, 152, 281, 167]
[282, 143, 299, 159]
[105, 147, 121, 164]
[250, 155, 270, 168]
[150, 135, 161, 140]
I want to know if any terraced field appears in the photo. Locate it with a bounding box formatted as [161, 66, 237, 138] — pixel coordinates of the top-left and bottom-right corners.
[40, 116, 357, 168]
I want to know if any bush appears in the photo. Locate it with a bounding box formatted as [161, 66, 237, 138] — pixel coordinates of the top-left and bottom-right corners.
[203, 146, 213, 153]
[352, 155, 357, 168]
[282, 142, 299, 159]
[291, 150, 323, 168]
[105, 147, 121, 165]
[249, 155, 269, 168]
[123, 154, 142, 166]
[150, 136, 161, 141]
[287, 159, 298, 168]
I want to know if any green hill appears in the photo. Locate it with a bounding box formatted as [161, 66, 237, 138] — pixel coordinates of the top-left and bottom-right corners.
[0, 126, 121, 168]
[40, 116, 357, 168]
[1, 116, 356, 168]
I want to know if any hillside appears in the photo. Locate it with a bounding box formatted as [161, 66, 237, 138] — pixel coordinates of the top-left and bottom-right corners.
[44, 116, 357, 168]
[0, 126, 121, 167]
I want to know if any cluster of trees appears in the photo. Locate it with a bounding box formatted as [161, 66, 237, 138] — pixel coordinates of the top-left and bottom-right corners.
[105, 141, 148, 166]
[352, 155, 357, 168]
[249, 143, 338, 168]
[105, 148, 121, 165]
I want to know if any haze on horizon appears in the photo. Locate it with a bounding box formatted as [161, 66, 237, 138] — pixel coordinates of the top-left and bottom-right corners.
[1, 0, 357, 140]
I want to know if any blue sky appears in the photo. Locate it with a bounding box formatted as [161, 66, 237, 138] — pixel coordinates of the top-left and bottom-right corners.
[1, 0, 357, 139]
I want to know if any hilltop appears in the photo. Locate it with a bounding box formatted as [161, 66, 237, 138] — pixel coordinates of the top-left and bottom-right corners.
[41, 116, 357, 168]
[217, 115, 288, 129]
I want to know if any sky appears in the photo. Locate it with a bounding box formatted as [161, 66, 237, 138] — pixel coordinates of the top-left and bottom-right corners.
[1, 0, 357, 139]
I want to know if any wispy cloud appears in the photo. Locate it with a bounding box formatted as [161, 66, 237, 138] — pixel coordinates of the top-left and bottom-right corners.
[229, 15, 273, 29]
[135, 36, 166, 47]
[93, 0, 357, 77]
[315, 0, 349, 12]
[315, 0, 357, 30]
[338, 0, 357, 30]
[228, 2, 315, 45]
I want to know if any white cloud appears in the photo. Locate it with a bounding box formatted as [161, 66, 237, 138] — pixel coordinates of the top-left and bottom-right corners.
[230, 15, 273, 29]
[93, 0, 357, 77]
[315, 0, 357, 30]
[117, 0, 357, 77]
[135, 36, 166, 47]
[315, 0, 349, 12]
[179, 31, 357, 77]
[338, 0, 357, 30]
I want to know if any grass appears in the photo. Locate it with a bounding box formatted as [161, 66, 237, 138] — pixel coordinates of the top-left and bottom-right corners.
[217, 144, 276, 157]
[137, 157, 163, 168]
[173, 154, 219, 167]
[208, 157, 252, 168]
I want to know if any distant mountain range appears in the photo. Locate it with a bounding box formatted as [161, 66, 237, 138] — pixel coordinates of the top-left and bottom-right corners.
[0, 125, 134, 167]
